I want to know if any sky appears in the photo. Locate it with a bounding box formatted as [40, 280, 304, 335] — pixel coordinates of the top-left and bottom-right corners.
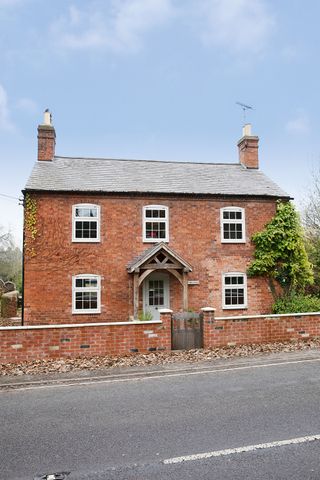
[1, 0, 320, 246]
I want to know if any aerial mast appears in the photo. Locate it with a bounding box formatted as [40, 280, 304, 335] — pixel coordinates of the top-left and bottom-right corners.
[236, 101, 254, 124]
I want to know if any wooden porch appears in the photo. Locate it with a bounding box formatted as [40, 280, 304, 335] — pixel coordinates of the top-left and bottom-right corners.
[127, 242, 193, 319]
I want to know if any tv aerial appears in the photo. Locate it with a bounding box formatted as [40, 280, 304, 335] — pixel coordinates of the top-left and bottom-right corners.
[236, 101, 254, 123]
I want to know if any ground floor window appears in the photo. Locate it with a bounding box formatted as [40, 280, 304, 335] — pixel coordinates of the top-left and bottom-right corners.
[223, 273, 247, 309]
[72, 274, 101, 314]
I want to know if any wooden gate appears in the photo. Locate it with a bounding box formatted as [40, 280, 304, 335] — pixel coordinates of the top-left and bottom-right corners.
[171, 312, 203, 350]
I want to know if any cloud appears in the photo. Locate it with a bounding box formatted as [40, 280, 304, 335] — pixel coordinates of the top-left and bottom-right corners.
[281, 45, 298, 61]
[0, 84, 14, 131]
[51, 0, 175, 52]
[195, 0, 275, 54]
[286, 113, 310, 134]
[15, 97, 37, 113]
[0, 0, 23, 6]
[49, 0, 274, 57]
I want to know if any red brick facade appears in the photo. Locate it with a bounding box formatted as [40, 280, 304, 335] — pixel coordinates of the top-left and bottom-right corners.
[23, 192, 277, 325]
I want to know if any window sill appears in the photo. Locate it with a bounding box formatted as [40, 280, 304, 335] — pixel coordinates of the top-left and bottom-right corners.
[223, 306, 247, 310]
[72, 310, 101, 315]
[143, 239, 169, 243]
[72, 239, 101, 243]
[221, 240, 246, 244]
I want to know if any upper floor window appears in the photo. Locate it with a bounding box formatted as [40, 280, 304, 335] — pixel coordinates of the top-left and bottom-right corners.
[220, 207, 245, 243]
[223, 273, 247, 309]
[72, 204, 100, 242]
[143, 205, 169, 242]
[72, 274, 101, 314]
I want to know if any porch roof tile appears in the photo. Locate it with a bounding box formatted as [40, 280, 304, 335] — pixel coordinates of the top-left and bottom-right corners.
[127, 242, 192, 272]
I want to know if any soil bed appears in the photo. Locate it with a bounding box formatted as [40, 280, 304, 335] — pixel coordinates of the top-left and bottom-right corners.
[1, 338, 320, 376]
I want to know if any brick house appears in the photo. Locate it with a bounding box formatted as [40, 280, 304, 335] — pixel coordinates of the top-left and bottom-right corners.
[23, 112, 289, 325]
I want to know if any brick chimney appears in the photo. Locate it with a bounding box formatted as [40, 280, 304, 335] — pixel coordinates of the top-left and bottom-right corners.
[237, 124, 259, 169]
[37, 109, 56, 161]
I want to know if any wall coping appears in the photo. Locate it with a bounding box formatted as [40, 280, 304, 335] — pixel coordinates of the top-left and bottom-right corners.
[2, 290, 19, 298]
[0, 320, 163, 331]
[215, 311, 320, 321]
[1, 311, 319, 332]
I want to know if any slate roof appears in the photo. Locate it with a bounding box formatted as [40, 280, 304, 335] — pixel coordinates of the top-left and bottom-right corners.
[25, 156, 290, 198]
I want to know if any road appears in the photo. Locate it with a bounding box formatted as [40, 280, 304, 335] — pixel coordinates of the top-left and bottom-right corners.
[1, 350, 320, 479]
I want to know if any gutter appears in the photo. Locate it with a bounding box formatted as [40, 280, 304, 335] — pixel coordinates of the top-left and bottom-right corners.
[22, 189, 293, 201]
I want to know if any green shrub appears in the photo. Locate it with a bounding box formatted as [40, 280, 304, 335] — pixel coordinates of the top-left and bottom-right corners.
[137, 310, 153, 321]
[272, 293, 320, 314]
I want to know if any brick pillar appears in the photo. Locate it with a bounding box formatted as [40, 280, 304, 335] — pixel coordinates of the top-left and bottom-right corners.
[237, 124, 259, 169]
[1, 291, 18, 318]
[38, 110, 56, 161]
[159, 308, 173, 351]
[201, 307, 216, 348]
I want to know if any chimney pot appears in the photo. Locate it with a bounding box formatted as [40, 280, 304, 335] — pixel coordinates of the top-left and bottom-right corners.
[242, 123, 252, 137]
[43, 109, 52, 126]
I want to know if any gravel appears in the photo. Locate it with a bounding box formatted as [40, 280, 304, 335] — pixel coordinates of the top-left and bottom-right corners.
[1, 338, 320, 376]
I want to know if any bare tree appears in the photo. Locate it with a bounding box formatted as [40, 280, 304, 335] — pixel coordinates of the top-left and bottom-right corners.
[0, 227, 22, 291]
[304, 169, 320, 237]
[303, 169, 320, 294]
[0, 228, 13, 249]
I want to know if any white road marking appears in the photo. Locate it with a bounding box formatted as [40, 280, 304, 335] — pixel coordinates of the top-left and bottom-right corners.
[2, 357, 320, 392]
[163, 435, 320, 464]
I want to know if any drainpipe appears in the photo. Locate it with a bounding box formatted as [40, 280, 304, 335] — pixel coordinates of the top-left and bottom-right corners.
[21, 190, 25, 326]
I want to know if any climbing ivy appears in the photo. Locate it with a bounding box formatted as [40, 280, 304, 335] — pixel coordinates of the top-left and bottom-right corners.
[24, 193, 37, 256]
[247, 201, 313, 299]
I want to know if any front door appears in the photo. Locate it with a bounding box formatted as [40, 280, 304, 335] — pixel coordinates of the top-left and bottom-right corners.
[143, 273, 169, 321]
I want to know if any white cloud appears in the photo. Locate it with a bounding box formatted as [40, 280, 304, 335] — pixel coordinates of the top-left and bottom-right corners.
[195, 0, 275, 54]
[51, 0, 175, 52]
[15, 97, 37, 113]
[0, 84, 14, 131]
[0, 0, 23, 6]
[49, 0, 274, 57]
[281, 45, 298, 60]
[286, 112, 310, 134]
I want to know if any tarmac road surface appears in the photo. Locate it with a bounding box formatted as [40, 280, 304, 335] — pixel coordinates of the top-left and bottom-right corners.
[1, 350, 320, 480]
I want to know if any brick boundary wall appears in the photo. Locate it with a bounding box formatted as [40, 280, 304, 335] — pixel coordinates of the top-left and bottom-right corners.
[1, 291, 18, 318]
[1, 309, 320, 365]
[0, 315, 171, 364]
[201, 308, 320, 348]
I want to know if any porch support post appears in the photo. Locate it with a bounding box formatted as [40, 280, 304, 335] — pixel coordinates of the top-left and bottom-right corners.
[133, 271, 139, 320]
[182, 271, 188, 310]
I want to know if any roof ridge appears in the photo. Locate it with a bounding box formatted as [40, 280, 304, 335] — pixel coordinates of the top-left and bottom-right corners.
[54, 155, 241, 167]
